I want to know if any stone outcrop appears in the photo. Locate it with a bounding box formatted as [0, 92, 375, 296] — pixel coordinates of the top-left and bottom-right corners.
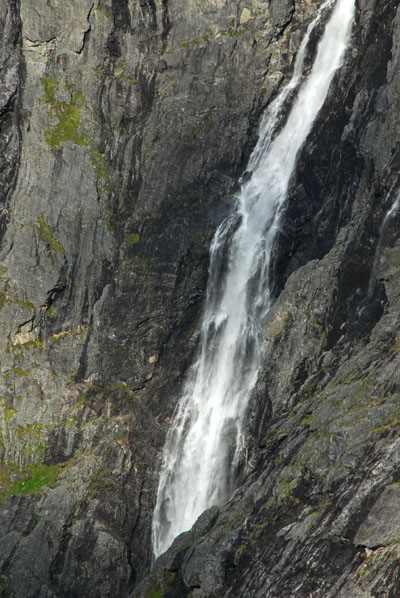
[1, 0, 400, 597]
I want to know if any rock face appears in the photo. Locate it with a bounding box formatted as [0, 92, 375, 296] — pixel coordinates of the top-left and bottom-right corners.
[1, 0, 400, 596]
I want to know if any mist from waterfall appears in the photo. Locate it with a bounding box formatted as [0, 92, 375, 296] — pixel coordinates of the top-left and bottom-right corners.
[152, 0, 355, 559]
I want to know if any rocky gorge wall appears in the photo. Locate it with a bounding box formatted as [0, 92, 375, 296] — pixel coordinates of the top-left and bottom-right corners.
[0, 0, 400, 597]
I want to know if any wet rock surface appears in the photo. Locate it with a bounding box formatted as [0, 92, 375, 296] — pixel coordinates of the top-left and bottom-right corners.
[1, 0, 400, 596]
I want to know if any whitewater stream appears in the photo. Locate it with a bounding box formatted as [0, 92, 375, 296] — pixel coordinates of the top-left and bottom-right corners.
[152, 0, 355, 559]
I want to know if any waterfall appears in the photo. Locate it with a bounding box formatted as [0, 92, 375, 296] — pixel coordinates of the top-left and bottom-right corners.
[152, 0, 355, 559]
[368, 191, 400, 294]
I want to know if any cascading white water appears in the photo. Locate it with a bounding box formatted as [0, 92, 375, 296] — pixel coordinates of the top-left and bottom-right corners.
[369, 191, 400, 294]
[152, 0, 355, 559]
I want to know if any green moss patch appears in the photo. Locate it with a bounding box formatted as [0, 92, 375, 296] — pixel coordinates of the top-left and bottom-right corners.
[95, 4, 112, 19]
[0, 268, 11, 311]
[145, 580, 162, 598]
[41, 78, 115, 213]
[0, 461, 68, 501]
[0, 574, 15, 597]
[89, 146, 113, 202]
[9, 366, 30, 378]
[41, 77, 87, 149]
[124, 232, 140, 245]
[3, 407, 17, 420]
[36, 215, 65, 254]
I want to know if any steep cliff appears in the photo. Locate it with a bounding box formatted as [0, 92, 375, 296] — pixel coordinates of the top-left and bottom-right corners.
[1, 0, 400, 597]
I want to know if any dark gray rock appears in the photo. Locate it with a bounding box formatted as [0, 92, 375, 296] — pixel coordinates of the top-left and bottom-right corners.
[135, 1, 400, 597]
[269, 0, 294, 29]
[1, 0, 400, 597]
[0, 0, 315, 595]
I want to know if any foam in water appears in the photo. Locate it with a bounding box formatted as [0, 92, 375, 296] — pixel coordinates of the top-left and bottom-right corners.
[152, 0, 355, 559]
